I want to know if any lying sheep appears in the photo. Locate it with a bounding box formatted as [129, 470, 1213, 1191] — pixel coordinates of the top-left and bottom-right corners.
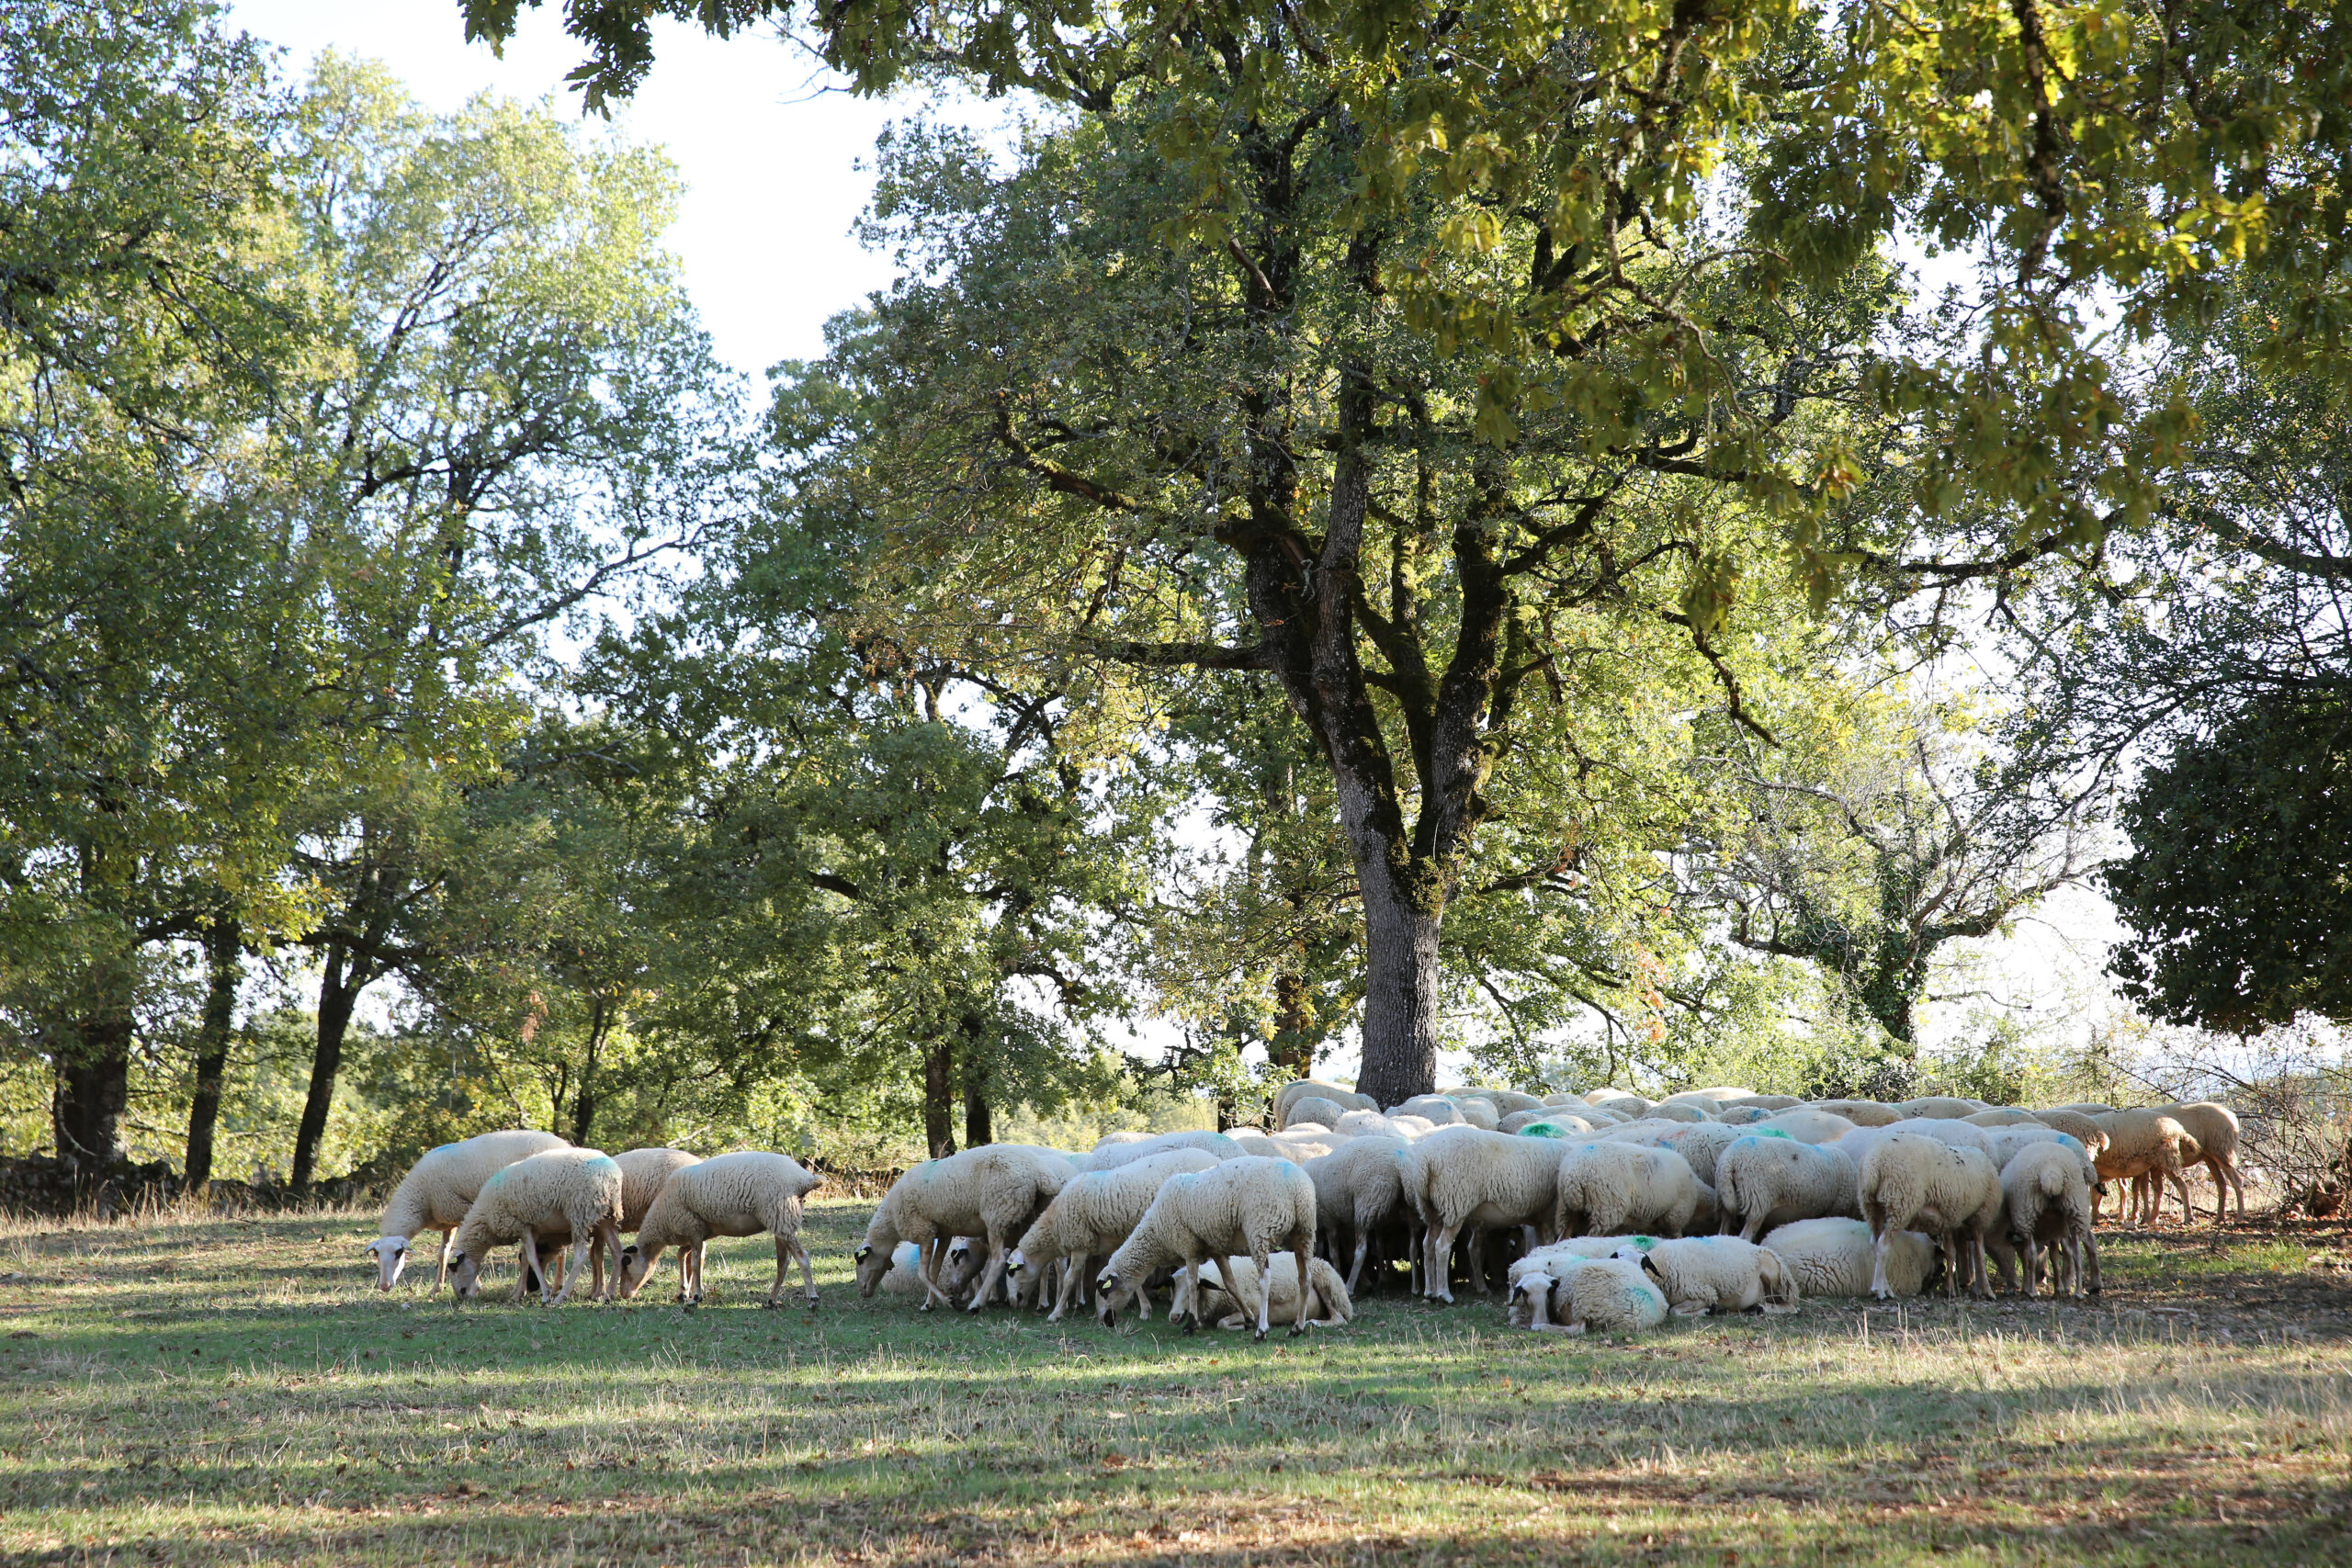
[854, 1145, 1072, 1310]
[1993, 1142, 2098, 1299]
[1508, 1235, 1660, 1327]
[616, 1151, 821, 1308]
[367, 1129, 571, 1291]
[1094, 1156, 1318, 1339]
[1005, 1147, 1220, 1321]
[1528, 1256, 1671, 1336]
[1760, 1217, 1939, 1298]
[1303, 1134, 1411, 1293]
[1408, 1127, 1570, 1303]
[2162, 1102, 2245, 1222]
[1860, 1134, 2002, 1300]
[1714, 1134, 1859, 1240]
[1554, 1141, 1701, 1240]
[447, 1147, 623, 1306]
[2090, 1111, 2202, 1225]
[1626, 1235, 1798, 1315]
[1193, 1253, 1353, 1330]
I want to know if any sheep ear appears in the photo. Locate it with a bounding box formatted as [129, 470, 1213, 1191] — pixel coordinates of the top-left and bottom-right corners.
[854, 1245, 871, 1261]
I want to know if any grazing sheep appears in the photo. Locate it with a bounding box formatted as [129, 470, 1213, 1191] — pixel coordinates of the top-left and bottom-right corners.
[854, 1145, 1073, 1310]
[1553, 1141, 1702, 1240]
[1387, 1113, 1441, 1137]
[1653, 1121, 1750, 1180]
[1896, 1097, 1990, 1120]
[1994, 1142, 2098, 1299]
[447, 1147, 623, 1306]
[366, 1129, 571, 1291]
[1004, 1147, 1220, 1321]
[2090, 1111, 2204, 1225]
[1273, 1080, 1377, 1125]
[1529, 1256, 1672, 1336]
[1755, 1109, 1859, 1145]
[1448, 1097, 1502, 1130]
[1714, 1106, 1776, 1126]
[615, 1151, 821, 1308]
[1095, 1156, 1318, 1339]
[1760, 1217, 1940, 1299]
[1193, 1253, 1353, 1329]
[613, 1148, 702, 1232]
[1840, 1117, 1996, 1169]
[1392, 1095, 1467, 1126]
[1627, 1235, 1799, 1315]
[1859, 1134, 2003, 1300]
[1302, 1134, 1412, 1294]
[1805, 1100, 1903, 1128]
[2160, 1102, 2246, 1222]
[1714, 1134, 1859, 1240]
[1406, 1127, 1571, 1302]
[1283, 1094, 1352, 1132]
[2029, 1108, 2109, 1156]
[1082, 1130, 1248, 1171]
[1508, 1235, 1661, 1327]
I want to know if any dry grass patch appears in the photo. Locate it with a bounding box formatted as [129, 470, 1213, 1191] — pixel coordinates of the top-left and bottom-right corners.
[0, 1198, 2346, 1564]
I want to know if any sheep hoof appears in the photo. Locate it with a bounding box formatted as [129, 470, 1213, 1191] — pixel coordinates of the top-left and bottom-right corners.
[1252, 1328, 1267, 1343]
[1181, 1316, 1197, 1336]
[1288, 1324, 1306, 1338]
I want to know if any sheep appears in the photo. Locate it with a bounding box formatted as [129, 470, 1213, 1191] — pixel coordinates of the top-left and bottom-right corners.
[1553, 1141, 1702, 1240]
[1859, 1134, 2003, 1300]
[1714, 1106, 1775, 1126]
[1964, 1108, 2044, 1129]
[1646, 1100, 1710, 1124]
[1584, 1089, 1654, 1115]
[2044, 1102, 2116, 1116]
[1627, 1235, 1799, 1315]
[1528, 1256, 1672, 1336]
[1231, 1127, 1341, 1163]
[1391, 1095, 1466, 1126]
[1652, 1121, 1750, 1180]
[1896, 1096, 1989, 1120]
[1448, 1097, 1501, 1130]
[1507, 1235, 1661, 1327]
[854, 1145, 1073, 1310]
[1541, 1091, 1588, 1107]
[2160, 1102, 2246, 1222]
[1404, 1126, 1570, 1303]
[1094, 1156, 1318, 1339]
[1283, 1094, 1352, 1132]
[1662, 1087, 1757, 1109]
[1714, 1134, 1860, 1240]
[1302, 1134, 1412, 1294]
[1720, 1094, 1804, 1112]
[1839, 1116, 1996, 1170]
[447, 1147, 623, 1306]
[614, 1151, 821, 1308]
[1082, 1130, 1248, 1171]
[366, 1129, 571, 1291]
[1805, 1100, 1903, 1128]
[2029, 1108, 2109, 1156]
[1760, 1218, 1940, 1299]
[1336, 1110, 1408, 1137]
[1755, 1109, 1858, 1145]
[1193, 1253, 1353, 1329]
[880, 1241, 929, 1297]
[613, 1148, 702, 1232]
[1594, 1118, 1688, 1146]
[1273, 1080, 1376, 1125]
[1003, 1147, 1221, 1321]
[2090, 1111, 2203, 1225]
[1982, 1124, 2079, 1172]
[1993, 1142, 2098, 1299]
[1501, 1108, 1595, 1134]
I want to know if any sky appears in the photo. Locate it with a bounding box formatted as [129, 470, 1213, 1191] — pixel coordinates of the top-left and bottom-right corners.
[224, 0, 2134, 1087]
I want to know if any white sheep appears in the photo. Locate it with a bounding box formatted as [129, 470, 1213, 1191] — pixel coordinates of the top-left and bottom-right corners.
[1082, 1130, 1249, 1171]
[1273, 1080, 1376, 1124]
[1760, 1217, 1939, 1298]
[447, 1147, 623, 1306]
[1754, 1109, 1858, 1145]
[1193, 1252, 1353, 1329]
[1625, 1235, 1799, 1315]
[1529, 1256, 1671, 1336]
[1282, 1094, 1352, 1131]
[1805, 1100, 1903, 1128]
[1992, 1141, 2098, 1299]
[1507, 1235, 1661, 1327]
[610, 1151, 821, 1308]
[1651, 1121, 1749, 1180]
[1713, 1133, 1859, 1240]
[2161, 1102, 2246, 1222]
[1963, 1108, 2044, 1129]
[1553, 1141, 1701, 1239]
[1895, 1096, 1990, 1120]
[1390, 1094, 1466, 1126]
[1448, 1097, 1501, 1130]
[1404, 1127, 1568, 1303]
[1645, 1100, 1710, 1124]
[1003, 1147, 1220, 1320]
[1720, 1094, 1804, 1112]
[1302, 1134, 1412, 1294]
[365, 1129, 571, 1290]
[1859, 1134, 2002, 1300]
[1094, 1156, 1318, 1339]
[2090, 1111, 2203, 1224]
[854, 1145, 1072, 1310]
[2029, 1109, 2109, 1156]
[1335, 1110, 1408, 1137]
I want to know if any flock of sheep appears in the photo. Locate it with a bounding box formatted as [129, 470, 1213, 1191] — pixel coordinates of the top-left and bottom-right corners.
[359, 1080, 2243, 1344]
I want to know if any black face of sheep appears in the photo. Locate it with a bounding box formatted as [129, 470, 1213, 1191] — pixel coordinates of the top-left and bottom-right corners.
[853, 1243, 890, 1297]
[1094, 1266, 1148, 1327]
[447, 1251, 483, 1303]
[613, 1244, 650, 1301]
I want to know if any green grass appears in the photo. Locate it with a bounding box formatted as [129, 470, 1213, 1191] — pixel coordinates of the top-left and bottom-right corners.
[2, 1200, 2348, 1564]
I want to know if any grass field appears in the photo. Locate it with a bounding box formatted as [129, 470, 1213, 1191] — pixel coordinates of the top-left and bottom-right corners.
[2, 1199, 2347, 1565]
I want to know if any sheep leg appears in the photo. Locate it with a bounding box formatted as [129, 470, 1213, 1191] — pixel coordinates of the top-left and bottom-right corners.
[1048, 1256, 1079, 1323]
[1345, 1232, 1371, 1296]
[1290, 1241, 1313, 1337]
[1424, 1221, 1462, 1303]
[2166, 1167, 2197, 1226]
[967, 1237, 1012, 1314]
[518, 1231, 548, 1305]
[434, 1228, 455, 1289]
[548, 1230, 593, 1306]
[2018, 1235, 2041, 1300]
[1463, 1229, 1492, 1296]
[589, 1222, 616, 1302]
[1866, 1208, 1894, 1300]
[1968, 1230, 1994, 1301]
[915, 1235, 957, 1312]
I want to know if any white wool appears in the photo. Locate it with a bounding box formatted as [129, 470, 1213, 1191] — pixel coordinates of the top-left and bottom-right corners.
[1552, 1140, 1701, 1239]
[1096, 1157, 1317, 1339]
[1713, 1134, 1859, 1240]
[620, 1150, 822, 1308]
[447, 1147, 623, 1306]
[1761, 1218, 1938, 1298]
[1626, 1235, 1798, 1315]
[1006, 1147, 1220, 1321]
[368, 1129, 570, 1290]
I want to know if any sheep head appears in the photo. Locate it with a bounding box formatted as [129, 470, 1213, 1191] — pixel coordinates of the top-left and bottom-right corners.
[365, 1236, 407, 1291]
[446, 1249, 484, 1303]
[853, 1242, 891, 1297]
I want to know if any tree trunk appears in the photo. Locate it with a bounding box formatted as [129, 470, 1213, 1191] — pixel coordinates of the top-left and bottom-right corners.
[922, 1037, 956, 1158]
[184, 916, 242, 1190]
[291, 941, 359, 1190]
[1353, 873, 1443, 1108]
[1270, 970, 1315, 1080]
[962, 1071, 991, 1149]
[53, 1007, 133, 1173]
[570, 1001, 605, 1147]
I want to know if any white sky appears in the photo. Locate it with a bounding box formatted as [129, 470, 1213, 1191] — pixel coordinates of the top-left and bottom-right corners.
[225, 0, 2137, 1089]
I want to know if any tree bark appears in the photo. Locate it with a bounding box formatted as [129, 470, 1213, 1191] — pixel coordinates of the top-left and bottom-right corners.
[962, 1069, 992, 1149]
[922, 1037, 957, 1158]
[1353, 874, 1443, 1108]
[53, 1006, 133, 1173]
[183, 916, 242, 1190]
[570, 999, 606, 1147]
[1269, 970, 1315, 1081]
[291, 941, 358, 1190]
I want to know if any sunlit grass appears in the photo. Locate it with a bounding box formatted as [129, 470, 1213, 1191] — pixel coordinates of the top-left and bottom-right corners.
[0, 1199, 2346, 1563]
